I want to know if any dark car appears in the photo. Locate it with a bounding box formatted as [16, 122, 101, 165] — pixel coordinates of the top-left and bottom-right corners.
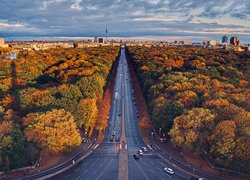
[110, 135, 114, 142]
[115, 136, 120, 142]
[133, 153, 139, 160]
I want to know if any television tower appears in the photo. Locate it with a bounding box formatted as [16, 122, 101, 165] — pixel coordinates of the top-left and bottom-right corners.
[105, 24, 108, 43]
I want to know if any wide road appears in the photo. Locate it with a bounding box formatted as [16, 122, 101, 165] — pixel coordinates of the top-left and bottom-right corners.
[52, 47, 186, 180]
[120, 47, 185, 180]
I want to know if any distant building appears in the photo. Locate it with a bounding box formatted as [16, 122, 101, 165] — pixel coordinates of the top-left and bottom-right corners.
[237, 40, 240, 46]
[230, 36, 237, 46]
[202, 40, 209, 46]
[98, 38, 104, 44]
[180, 40, 191, 45]
[0, 38, 4, 45]
[93, 37, 98, 43]
[222, 36, 228, 43]
[208, 40, 216, 46]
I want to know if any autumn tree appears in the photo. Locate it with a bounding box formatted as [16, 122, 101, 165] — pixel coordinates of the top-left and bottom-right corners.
[169, 108, 215, 153]
[209, 120, 237, 167]
[23, 109, 81, 153]
[78, 98, 98, 135]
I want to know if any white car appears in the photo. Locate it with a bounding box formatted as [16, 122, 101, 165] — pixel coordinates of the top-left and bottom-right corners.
[142, 147, 147, 152]
[164, 167, 174, 175]
[138, 149, 143, 156]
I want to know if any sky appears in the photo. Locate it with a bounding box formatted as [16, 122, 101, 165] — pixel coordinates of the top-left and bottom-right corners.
[0, 0, 250, 43]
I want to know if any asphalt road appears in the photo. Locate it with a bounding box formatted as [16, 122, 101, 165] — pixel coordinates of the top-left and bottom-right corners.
[51, 48, 126, 180]
[120, 48, 185, 180]
[52, 47, 186, 180]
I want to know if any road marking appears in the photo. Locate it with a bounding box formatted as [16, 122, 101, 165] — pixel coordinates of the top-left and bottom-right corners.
[96, 158, 113, 180]
[75, 167, 80, 172]
[93, 144, 99, 149]
[87, 144, 92, 149]
[132, 158, 150, 180]
[93, 169, 98, 176]
[90, 162, 95, 168]
[75, 176, 81, 180]
[64, 174, 71, 179]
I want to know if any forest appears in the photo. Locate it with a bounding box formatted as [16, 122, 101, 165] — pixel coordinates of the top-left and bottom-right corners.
[127, 46, 250, 173]
[0, 46, 119, 171]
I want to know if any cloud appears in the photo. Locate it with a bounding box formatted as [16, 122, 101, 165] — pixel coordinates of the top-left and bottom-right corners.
[71, 0, 82, 11]
[0, 0, 249, 42]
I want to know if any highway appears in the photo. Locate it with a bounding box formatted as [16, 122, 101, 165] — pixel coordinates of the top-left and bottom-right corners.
[51, 47, 188, 180]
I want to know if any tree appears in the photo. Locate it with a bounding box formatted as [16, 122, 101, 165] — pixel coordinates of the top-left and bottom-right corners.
[209, 120, 237, 167]
[77, 74, 105, 98]
[169, 108, 215, 153]
[0, 119, 25, 171]
[78, 98, 98, 134]
[152, 101, 184, 130]
[23, 109, 81, 153]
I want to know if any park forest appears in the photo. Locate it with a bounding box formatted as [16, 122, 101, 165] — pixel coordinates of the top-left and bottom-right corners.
[127, 46, 250, 174]
[0, 46, 119, 171]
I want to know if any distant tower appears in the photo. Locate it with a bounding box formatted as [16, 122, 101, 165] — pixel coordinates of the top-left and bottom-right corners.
[105, 24, 108, 43]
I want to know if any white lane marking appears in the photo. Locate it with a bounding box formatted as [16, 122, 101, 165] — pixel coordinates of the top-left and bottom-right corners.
[90, 162, 95, 168]
[64, 174, 71, 179]
[132, 158, 150, 180]
[93, 144, 99, 149]
[95, 158, 114, 180]
[75, 176, 81, 180]
[82, 169, 88, 174]
[74, 167, 80, 172]
[92, 169, 98, 176]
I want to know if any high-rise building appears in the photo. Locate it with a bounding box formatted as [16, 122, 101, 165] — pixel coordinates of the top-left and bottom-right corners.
[0, 38, 4, 45]
[230, 36, 237, 46]
[98, 38, 104, 44]
[222, 36, 228, 43]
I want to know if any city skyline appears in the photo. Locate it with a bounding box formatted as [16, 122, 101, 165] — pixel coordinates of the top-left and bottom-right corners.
[0, 0, 250, 43]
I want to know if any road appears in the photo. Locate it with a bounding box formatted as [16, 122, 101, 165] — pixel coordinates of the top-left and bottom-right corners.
[51, 48, 126, 180]
[51, 47, 186, 180]
[120, 48, 185, 180]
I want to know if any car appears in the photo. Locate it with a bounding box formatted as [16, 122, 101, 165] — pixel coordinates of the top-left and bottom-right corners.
[118, 113, 121, 116]
[115, 136, 120, 142]
[138, 149, 143, 156]
[133, 153, 139, 160]
[198, 178, 207, 180]
[110, 136, 114, 142]
[164, 167, 174, 175]
[142, 147, 147, 152]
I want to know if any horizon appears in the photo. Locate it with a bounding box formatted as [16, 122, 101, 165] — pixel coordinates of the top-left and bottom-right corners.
[1, 0, 249, 43]
[3, 35, 250, 44]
